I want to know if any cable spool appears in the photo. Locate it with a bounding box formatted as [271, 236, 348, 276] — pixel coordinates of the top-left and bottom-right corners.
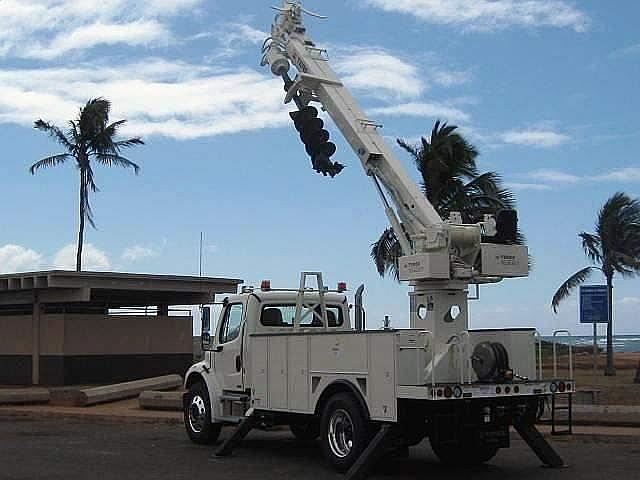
[471, 342, 510, 383]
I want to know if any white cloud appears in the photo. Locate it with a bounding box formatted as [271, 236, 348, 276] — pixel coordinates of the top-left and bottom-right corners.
[620, 297, 640, 306]
[370, 101, 470, 122]
[0, 59, 291, 140]
[0, 0, 202, 59]
[591, 168, 640, 182]
[122, 245, 157, 262]
[527, 169, 580, 183]
[25, 21, 170, 60]
[364, 0, 588, 32]
[522, 167, 640, 186]
[334, 47, 424, 100]
[500, 129, 570, 147]
[505, 182, 552, 191]
[429, 69, 472, 87]
[610, 43, 640, 59]
[208, 23, 268, 59]
[54, 244, 111, 271]
[0, 245, 44, 274]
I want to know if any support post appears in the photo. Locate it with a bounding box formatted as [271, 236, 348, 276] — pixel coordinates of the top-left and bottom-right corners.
[514, 422, 565, 468]
[345, 424, 392, 480]
[215, 414, 258, 457]
[593, 322, 598, 373]
[31, 293, 40, 385]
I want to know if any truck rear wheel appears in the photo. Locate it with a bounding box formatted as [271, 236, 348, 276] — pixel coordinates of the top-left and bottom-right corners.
[320, 393, 370, 472]
[430, 439, 499, 465]
[184, 381, 221, 445]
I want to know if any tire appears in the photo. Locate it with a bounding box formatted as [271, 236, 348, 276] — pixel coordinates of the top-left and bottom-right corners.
[290, 421, 320, 442]
[320, 393, 371, 472]
[184, 381, 221, 445]
[430, 438, 499, 465]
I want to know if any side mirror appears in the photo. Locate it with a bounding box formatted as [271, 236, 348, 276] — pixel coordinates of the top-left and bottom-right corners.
[201, 306, 212, 350]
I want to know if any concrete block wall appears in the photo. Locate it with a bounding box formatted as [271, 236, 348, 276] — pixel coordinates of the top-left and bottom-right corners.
[0, 313, 193, 385]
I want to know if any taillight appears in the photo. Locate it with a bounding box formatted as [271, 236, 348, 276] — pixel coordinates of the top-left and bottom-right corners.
[444, 386, 453, 398]
[261, 280, 271, 291]
[337, 282, 347, 292]
[453, 386, 463, 399]
[558, 382, 566, 393]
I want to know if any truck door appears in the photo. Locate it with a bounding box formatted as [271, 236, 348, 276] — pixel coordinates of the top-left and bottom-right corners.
[215, 303, 245, 391]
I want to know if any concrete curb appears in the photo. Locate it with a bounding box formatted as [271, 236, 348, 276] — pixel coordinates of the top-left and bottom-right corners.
[55, 375, 183, 407]
[0, 407, 182, 425]
[0, 388, 50, 405]
[138, 390, 183, 411]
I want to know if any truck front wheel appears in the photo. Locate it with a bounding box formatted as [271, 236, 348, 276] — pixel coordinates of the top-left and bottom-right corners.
[184, 381, 221, 445]
[320, 393, 370, 472]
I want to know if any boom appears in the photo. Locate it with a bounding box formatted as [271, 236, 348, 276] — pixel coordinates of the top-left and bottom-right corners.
[262, 1, 528, 339]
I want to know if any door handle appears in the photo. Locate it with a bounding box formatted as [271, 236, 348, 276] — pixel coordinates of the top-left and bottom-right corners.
[214, 345, 223, 353]
[235, 355, 242, 372]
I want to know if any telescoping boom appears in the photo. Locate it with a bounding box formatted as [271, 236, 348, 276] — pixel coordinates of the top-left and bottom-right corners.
[261, 1, 529, 341]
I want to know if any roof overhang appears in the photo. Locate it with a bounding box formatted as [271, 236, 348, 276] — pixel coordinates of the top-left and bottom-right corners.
[0, 270, 243, 308]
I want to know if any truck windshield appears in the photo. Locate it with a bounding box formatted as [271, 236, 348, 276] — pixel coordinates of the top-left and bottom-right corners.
[260, 304, 343, 328]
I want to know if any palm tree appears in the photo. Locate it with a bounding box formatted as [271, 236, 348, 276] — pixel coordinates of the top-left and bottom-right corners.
[552, 192, 640, 376]
[30, 98, 143, 271]
[371, 120, 517, 278]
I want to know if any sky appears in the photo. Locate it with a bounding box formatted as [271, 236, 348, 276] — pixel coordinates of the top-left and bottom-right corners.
[1, 0, 639, 335]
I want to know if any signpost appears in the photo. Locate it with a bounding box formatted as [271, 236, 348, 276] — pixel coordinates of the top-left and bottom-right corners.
[580, 285, 609, 372]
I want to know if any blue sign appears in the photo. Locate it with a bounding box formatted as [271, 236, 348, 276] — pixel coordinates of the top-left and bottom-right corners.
[580, 285, 609, 324]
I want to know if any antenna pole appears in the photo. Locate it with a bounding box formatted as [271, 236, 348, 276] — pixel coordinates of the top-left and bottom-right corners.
[199, 232, 204, 277]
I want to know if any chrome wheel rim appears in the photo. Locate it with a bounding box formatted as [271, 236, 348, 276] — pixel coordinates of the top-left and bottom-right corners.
[188, 395, 207, 433]
[328, 409, 354, 459]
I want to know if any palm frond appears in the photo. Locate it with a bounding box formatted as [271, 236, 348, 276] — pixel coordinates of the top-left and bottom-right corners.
[596, 192, 640, 275]
[579, 232, 602, 263]
[34, 120, 74, 151]
[115, 137, 144, 148]
[370, 227, 402, 279]
[94, 154, 140, 174]
[551, 266, 594, 313]
[29, 154, 71, 174]
[396, 138, 419, 158]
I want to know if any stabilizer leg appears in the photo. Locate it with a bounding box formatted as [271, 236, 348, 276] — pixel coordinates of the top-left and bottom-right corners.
[514, 422, 565, 468]
[215, 415, 258, 457]
[345, 424, 393, 480]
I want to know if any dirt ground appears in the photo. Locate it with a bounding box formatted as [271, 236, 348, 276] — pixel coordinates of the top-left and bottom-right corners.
[544, 352, 640, 405]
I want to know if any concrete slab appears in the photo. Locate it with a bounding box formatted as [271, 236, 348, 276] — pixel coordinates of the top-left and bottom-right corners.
[0, 388, 50, 405]
[138, 390, 183, 411]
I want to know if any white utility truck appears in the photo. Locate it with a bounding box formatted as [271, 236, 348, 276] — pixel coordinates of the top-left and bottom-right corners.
[183, 2, 573, 477]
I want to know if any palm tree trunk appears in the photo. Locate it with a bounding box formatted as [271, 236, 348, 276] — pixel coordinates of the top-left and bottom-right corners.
[604, 274, 616, 376]
[76, 169, 85, 272]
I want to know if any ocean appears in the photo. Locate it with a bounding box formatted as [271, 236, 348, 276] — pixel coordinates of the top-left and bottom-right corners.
[541, 334, 640, 353]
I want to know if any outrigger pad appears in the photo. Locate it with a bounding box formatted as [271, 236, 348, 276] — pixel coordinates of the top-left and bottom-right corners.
[514, 422, 565, 468]
[215, 416, 258, 457]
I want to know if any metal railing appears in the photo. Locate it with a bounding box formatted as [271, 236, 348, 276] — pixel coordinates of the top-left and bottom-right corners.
[534, 330, 544, 380]
[418, 330, 436, 387]
[552, 330, 574, 379]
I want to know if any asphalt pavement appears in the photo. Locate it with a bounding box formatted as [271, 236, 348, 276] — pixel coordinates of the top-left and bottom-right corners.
[1, 418, 640, 480]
